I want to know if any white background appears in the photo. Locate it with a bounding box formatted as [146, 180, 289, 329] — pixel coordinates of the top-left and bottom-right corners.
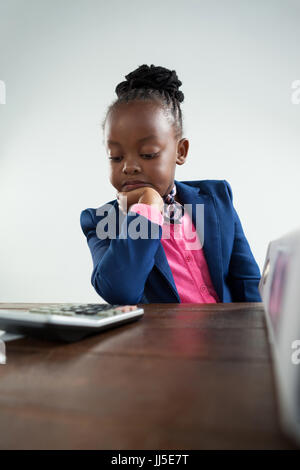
[0, 0, 299, 303]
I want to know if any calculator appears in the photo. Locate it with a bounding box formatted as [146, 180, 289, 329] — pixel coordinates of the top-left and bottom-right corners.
[0, 303, 144, 342]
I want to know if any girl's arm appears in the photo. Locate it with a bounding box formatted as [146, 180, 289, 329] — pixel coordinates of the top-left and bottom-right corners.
[80, 206, 163, 304]
[224, 180, 262, 302]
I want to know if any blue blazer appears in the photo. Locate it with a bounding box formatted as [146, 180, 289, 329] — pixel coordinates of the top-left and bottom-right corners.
[80, 179, 262, 304]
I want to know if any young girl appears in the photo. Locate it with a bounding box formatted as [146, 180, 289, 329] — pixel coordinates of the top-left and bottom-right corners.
[80, 64, 262, 305]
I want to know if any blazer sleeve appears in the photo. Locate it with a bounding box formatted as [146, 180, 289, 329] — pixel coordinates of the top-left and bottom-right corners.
[80, 207, 163, 305]
[223, 180, 262, 302]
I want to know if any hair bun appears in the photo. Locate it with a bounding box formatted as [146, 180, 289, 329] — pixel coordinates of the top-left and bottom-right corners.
[115, 64, 184, 103]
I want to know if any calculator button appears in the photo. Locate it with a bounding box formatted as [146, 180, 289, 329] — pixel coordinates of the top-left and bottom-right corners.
[51, 310, 76, 316]
[28, 304, 138, 318]
[30, 308, 51, 314]
[29, 308, 76, 316]
[95, 311, 115, 317]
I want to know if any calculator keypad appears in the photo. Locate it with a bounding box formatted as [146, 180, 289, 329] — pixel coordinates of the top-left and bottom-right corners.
[28, 304, 137, 318]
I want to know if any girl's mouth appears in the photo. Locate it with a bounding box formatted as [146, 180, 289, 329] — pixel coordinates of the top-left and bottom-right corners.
[122, 182, 152, 191]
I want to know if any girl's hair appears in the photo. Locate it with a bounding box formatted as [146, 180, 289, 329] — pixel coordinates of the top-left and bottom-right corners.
[101, 64, 185, 140]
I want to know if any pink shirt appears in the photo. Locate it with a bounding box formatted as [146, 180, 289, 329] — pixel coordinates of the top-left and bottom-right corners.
[130, 203, 220, 303]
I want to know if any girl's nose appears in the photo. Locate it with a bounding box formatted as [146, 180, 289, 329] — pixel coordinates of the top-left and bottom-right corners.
[122, 161, 142, 174]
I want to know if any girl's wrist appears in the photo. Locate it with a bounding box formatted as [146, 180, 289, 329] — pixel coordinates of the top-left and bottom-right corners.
[138, 195, 164, 214]
[129, 203, 164, 226]
[131, 202, 163, 215]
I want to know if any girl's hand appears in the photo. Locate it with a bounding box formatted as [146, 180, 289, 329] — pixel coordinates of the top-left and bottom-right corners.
[117, 187, 164, 215]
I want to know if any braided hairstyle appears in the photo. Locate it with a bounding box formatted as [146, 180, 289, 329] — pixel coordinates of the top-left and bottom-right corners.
[101, 64, 185, 141]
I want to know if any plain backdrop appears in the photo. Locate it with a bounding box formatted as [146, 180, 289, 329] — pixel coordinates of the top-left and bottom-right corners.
[0, 0, 299, 303]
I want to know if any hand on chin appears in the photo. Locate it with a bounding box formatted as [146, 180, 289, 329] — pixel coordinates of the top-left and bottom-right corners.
[116, 187, 163, 214]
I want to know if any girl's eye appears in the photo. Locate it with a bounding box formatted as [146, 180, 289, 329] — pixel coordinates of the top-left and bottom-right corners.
[109, 153, 159, 162]
[141, 152, 159, 159]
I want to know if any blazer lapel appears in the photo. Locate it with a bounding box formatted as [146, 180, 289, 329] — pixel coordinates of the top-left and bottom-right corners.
[153, 243, 181, 302]
[153, 179, 224, 303]
[175, 180, 224, 302]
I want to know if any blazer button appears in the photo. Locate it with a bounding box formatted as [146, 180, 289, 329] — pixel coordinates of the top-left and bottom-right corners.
[186, 256, 191, 262]
[201, 285, 207, 292]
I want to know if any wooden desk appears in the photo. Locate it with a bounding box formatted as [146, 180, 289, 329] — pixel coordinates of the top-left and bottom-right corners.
[0, 302, 298, 450]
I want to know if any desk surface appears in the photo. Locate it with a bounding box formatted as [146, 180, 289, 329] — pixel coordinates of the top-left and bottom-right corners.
[0, 302, 298, 450]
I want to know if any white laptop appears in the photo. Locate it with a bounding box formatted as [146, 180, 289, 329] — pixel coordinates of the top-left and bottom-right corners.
[259, 228, 300, 446]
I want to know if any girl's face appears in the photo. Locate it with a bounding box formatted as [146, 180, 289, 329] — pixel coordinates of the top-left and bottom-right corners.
[103, 100, 189, 199]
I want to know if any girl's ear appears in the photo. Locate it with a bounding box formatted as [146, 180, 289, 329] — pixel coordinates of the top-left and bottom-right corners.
[176, 138, 189, 163]
[176, 154, 187, 165]
[176, 138, 189, 165]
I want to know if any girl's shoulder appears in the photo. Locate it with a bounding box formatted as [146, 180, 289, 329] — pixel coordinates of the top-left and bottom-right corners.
[176, 179, 233, 200]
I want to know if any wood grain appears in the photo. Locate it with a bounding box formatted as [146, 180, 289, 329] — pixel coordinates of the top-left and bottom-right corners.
[0, 302, 298, 449]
